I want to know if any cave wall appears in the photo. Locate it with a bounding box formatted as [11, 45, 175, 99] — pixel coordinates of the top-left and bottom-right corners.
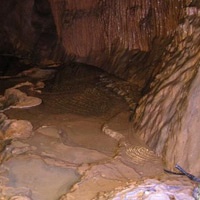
[133, 7, 200, 174]
[0, 0, 200, 175]
[0, 0, 62, 74]
[48, 0, 187, 79]
[0, 0, 189, 80]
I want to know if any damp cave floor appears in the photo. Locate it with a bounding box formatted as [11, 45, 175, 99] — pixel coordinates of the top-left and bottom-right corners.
[2, 105, 165, 200]
[0, 72, 196, 199]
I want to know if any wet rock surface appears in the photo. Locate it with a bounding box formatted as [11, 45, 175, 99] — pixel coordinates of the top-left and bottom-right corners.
[134, 9, 200, 174]
[0, 64, 197, 199]
[0, 0, 199, 199]
[94, 177, 196, 200]
[0, 82, 42, 111]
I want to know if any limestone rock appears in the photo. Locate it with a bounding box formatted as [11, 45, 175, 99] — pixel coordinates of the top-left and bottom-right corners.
[4, 120, 33, 140]
[94, 178, 195, 200]
[134, 10, 200, 174]
[49, 0, 187, 77]
[0, 87, 42, 111]
[9, 196, 32, 200]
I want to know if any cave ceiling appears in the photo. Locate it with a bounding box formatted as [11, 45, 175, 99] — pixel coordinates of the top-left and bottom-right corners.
[0, 0, 191, 82]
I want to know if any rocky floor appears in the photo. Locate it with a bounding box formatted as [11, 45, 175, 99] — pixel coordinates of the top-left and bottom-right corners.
[0, 64, 197, 199]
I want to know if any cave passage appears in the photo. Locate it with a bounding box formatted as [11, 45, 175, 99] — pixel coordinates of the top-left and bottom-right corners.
[0, 60, 163, 199]
[0, 0, 199, 199]
[0, 60, 196, 200]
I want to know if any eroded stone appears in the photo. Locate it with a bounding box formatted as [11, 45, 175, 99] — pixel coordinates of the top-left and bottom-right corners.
[134, 11, 200, 174]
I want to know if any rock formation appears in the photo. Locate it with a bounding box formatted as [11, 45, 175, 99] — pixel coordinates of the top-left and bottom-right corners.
[1, 0, 200, 175]
[48, 0, 187, 80]
[134, 7, 200, 174]
[0, 0, 188, 80]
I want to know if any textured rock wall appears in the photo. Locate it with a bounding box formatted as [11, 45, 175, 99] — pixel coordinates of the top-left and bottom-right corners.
[0, 0, 190, 80]
[133, 8, 200, 174]
[49, 0, 187, 77]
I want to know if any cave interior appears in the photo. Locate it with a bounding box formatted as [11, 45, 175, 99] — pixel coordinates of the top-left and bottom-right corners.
[0, 0, 200, 199]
